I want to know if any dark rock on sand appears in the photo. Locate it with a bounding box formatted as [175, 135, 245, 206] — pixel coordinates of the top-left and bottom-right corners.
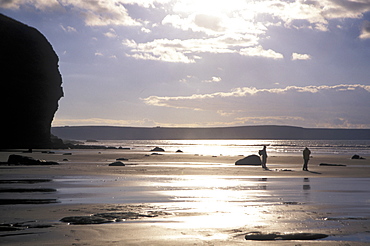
[235, 155, 261, 165]
[109, 161, 125, 166]
[351, 154, 365, 159]
[116, 157, 128, 161]
[0, 199, 58, 205]
[319, 163, 346, 166]
[151, 147, 165, 152]
[61, 211, 158, 225]
[8, 155, 38, 165]
[60, 216, 112, 225]
[0, 188, 56, 193]
[95, 212, 157, 220]
[176, 149, 183, 153]
[0, 14, 63, 149]
[245, 232, 328, 241]
[7, 154, 59, 165]
[0, 221, 53, 232]
[0, 179, 52, 184]
[151, 153, 163, 155]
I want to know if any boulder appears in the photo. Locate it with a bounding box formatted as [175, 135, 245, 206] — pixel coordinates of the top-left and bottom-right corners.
[235, 155, 261, 165]
[151, 147, 165, 152]
[108, 161, 125, 166]
[7, 154, 59, 165]
[351, 154, 365, 159]
[7, 154, 39, 165]
[0, 14, 63, 149]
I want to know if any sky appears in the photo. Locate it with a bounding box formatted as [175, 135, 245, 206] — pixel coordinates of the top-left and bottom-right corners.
[1, 0, 370, 129]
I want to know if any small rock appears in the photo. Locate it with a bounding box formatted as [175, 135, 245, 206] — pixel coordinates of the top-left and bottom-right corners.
[319, 163, 346, 166]
[245, 232, 328, 241]
[108, 161, 125, 166]
[151, 147, 165, 152]
[351, 154, 365, 159]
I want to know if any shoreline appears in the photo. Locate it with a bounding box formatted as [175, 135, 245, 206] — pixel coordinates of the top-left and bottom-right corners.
[1, 149, 370, 245]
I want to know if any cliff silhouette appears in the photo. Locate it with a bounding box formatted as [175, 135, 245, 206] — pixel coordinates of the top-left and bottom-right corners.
[0, 14, 63, 148]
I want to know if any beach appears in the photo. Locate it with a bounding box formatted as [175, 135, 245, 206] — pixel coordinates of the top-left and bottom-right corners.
[1, 149, 370, 245]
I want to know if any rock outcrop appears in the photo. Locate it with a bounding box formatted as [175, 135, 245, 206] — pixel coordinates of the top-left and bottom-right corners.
[0, 14, 63, 149]
[235, 154, 262, 165]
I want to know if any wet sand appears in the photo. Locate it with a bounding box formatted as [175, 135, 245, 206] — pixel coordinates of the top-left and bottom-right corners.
[0, 149, 370, 245]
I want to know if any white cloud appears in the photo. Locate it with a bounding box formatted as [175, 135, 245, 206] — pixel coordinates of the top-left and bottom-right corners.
[122, 35, 278, 63]
[52, 117, 157, 127]
[0, 0, 61, 10]
[142, 84, 370, 109]
[1, 0, 141, 26]
[142, 84, 370, 128]
[141, 27, 151, 33]
[240, 45, 284, 59]
[203, 77, 222, 83]
[359, 20, 370, 39]
[61, 0, 141, 27]
[104, 28, 117, 38]
[292, 53, 311, 60]
[60, 24, 77, 33]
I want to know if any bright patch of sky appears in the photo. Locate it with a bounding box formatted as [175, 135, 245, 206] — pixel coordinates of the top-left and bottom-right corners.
[1, 0, 370, 128]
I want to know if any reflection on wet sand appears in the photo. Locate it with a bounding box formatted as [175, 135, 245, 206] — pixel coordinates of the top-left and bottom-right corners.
[2, 175, 370, 243]
[53, 176, 370, 241]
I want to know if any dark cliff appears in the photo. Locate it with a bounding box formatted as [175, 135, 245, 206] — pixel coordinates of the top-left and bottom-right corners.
[0, 14, 63, 148]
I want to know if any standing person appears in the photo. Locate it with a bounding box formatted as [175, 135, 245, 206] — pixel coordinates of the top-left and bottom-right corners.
[259, 145, 268, 169]
[303, 147, 311, 171]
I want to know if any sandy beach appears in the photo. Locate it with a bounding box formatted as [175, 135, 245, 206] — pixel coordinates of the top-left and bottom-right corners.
[1, 149, 370, 245]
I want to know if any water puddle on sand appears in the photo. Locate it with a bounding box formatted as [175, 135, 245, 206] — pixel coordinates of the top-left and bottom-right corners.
[52, 176, 370, 242]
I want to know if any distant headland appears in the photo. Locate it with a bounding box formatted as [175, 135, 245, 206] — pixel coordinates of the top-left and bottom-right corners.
[52, 125, 370, 140]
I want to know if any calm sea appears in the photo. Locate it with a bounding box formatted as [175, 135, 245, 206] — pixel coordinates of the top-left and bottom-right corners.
[80, 139, 370, 157]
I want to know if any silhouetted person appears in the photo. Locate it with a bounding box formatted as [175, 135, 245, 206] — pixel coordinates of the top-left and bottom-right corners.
[259, 145, 268, 169]
[303, 147, 311, 171]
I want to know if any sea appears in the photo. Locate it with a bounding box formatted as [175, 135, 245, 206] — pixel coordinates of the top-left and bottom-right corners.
[79, 139, 370, 157]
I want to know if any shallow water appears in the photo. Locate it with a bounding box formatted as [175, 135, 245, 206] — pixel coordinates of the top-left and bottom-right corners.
[56, 176, 370, 207]
[2, 175, 370, 242]
[54, 176, 370, 240]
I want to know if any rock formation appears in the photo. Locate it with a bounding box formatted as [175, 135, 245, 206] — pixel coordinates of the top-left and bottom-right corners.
[0, 14, 63, 149]
[235, 154, 262, 165]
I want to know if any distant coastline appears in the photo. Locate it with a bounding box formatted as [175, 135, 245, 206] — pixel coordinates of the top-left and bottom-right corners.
[52, 125, 370, 140]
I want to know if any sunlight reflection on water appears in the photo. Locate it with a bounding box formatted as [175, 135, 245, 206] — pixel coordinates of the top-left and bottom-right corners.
[55, 176, 370, 234]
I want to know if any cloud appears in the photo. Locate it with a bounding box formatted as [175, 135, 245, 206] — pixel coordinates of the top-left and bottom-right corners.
[0, 0, 61, 10]
[203, 77, 222, 83]
[104, 28, 117, 38]
[359, 20, 370, 39]
[60, 24, 77, 33]
[240, 45, 284, 59]
[1, 0, 141, 26]
[292, 53, 311, 60]
[62, 0, 141, 27]
[122, 36, 283, 63]
[52, 117, 157, 127]
[142, 84, 370, 127]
